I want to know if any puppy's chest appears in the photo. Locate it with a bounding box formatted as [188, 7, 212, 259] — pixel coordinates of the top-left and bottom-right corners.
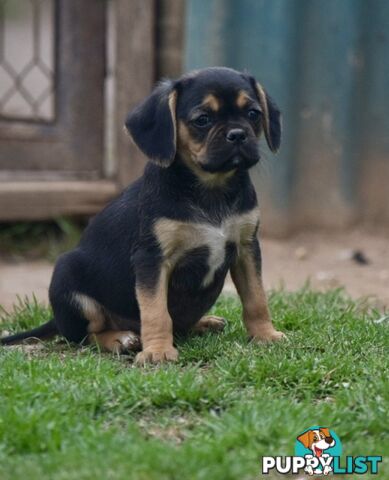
[154, 208, 259, 286]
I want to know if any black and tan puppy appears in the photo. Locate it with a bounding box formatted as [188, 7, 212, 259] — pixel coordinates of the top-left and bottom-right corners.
[1, 67, 285, 364]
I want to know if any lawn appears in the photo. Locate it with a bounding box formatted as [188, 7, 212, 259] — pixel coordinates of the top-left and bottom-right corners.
[0, 289, 388, 480]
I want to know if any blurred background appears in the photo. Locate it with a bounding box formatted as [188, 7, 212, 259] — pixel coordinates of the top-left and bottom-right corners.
[0, 0, 388, 309]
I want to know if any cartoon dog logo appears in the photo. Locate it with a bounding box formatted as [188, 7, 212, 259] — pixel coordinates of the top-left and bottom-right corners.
[297, 427, 336, 475]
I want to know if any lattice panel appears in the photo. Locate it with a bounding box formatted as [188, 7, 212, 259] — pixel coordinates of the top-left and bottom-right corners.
[0, 0, 55, 121]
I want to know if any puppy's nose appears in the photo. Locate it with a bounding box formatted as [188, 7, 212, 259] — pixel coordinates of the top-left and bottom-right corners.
[226, 128, 247, 144]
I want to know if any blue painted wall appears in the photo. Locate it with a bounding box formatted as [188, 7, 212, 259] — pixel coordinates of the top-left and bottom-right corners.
[184, 0, 389, 231]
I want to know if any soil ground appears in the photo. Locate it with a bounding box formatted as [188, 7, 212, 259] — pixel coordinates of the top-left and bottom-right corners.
[0, 228, 388, 312]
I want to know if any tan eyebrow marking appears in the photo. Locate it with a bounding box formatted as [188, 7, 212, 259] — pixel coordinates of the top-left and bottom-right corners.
[201, 94, 221, 112]
[236, 90, 253, 108]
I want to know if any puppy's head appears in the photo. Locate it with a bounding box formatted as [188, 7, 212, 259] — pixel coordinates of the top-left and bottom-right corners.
[125, 67, 281, 175]
[297, 428, 335, 456]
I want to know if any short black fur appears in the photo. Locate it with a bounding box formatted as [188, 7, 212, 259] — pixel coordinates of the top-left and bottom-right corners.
[1, 67, 281, 348]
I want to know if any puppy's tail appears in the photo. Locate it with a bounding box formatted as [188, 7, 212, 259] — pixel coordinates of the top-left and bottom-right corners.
[0, 319, 58, 345]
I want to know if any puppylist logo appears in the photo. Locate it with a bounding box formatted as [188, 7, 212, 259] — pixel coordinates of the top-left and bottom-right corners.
[261, 426, 382, 476]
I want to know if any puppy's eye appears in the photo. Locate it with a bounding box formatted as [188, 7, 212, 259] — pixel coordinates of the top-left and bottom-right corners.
[193, 114, 211, 128]
[248, 109, 261, 121]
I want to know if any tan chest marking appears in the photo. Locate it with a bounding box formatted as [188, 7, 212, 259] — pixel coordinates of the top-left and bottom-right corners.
[154, 208, 259, 286]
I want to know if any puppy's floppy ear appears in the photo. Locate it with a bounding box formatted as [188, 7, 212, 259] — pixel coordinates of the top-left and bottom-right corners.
[246, 76, 281, 153]
[125, 81, 177, 167]
[320, 427, 331, 437]
[297, 430, 313, 449]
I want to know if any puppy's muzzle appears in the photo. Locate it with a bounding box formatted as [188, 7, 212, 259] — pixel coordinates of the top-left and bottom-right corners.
[226, 128, 247, 145]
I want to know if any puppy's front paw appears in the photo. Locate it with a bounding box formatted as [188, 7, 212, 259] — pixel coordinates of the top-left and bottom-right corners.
[323, 465, 332, 475]
[305, 466, 314, 476]
[135, 345, 178, 365]
[252, 325, 286, 343]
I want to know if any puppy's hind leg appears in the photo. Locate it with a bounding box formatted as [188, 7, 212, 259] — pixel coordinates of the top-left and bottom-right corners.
[72, 293, 141, 353]
[51, 296, 90, 345]
[89, 331, 141, 354]
[192, 315, 226, 334]
[51, 292, 105, 345]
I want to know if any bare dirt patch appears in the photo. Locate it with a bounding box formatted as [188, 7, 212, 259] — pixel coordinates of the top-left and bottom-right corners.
[0, 259, 52, 312]
[227, 228, 389, 308]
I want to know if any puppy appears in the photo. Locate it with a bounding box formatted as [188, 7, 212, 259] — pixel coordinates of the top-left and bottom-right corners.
[1, 67, 285, 364]
[297, 428, 336, 475]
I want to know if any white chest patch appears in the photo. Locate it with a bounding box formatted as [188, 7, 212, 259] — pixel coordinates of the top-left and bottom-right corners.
[154, 208, 259, 287]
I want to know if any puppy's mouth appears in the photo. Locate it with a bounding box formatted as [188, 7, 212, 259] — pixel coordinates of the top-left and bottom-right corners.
[313, 446, 323, 457]
[200, 148, 260, 173]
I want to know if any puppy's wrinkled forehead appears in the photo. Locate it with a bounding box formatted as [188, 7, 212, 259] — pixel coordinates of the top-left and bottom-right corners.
[177, 68, 257, 116]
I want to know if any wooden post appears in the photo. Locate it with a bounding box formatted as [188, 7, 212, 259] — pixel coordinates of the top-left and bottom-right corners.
[114, 0, 155, 188]
[155, 0, 185, 78]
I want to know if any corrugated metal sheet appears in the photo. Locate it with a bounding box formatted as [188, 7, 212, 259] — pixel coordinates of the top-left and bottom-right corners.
[184, 0, 389, 232]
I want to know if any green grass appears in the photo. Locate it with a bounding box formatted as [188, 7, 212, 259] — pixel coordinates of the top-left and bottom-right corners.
[0, 290, 388, 480]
